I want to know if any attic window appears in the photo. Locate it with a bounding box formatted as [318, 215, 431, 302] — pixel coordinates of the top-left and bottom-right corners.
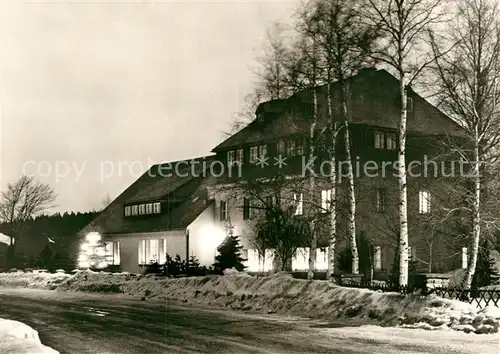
[407, 97, 414, 112]
[257, 113, 264, 122]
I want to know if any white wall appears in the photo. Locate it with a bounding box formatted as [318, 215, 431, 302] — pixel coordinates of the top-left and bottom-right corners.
[187, 203, 226, 266]
[106, 230, 186, 273]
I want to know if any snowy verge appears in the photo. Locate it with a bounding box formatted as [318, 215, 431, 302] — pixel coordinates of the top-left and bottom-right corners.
[56, 269, 500, 334]
[0, 271, 70, 290]
[0, 318, 59, 353]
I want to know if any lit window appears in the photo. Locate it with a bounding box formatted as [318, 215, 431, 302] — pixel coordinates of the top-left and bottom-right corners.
[287, 140, 296, 156]
[227, 150, 235, 166]
[138, 204, 145, 215]
[462, 247, 468, 269]
[124, 206, 131, 216]
[243, 197, 252, 219]
[277, 140, 285, 155]
[138, 239, 166, 265]
[153, 202, 161, 214]
[131, 205, 138, 215]
[297, 140, 305, 155]
[236, 149, 243, 165]
[374, 131, 385, 149]
[376, 188, 385, 212]
[159, 239, 167, 264]
[105, 241, 120, 265]
[321, 189, 332, 213]
[408, 246, 416, 260]
[249, 147, 258, 164]
[246, 249, 261, 272]
[293, 193, 303, 215]
[374, 246, 382, 270]
[259, 145, 267, 158]
[386, 133, 397, 150]
[220, 201, 228, 221]
[419, 190, 431, 214]
[407, 97, 413, 112]
[145, 203, 153, 214]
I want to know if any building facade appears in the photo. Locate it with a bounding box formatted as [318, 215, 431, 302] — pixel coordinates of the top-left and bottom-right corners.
[78, 68, 469, 275]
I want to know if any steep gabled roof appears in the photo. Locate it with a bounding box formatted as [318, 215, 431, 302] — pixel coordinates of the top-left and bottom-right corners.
[212, 69, 466, 152]
[78, 155, 216, 236]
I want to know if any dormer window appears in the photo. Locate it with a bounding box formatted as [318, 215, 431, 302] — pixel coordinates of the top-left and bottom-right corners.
[386, 133, 397, 150]
[297, 140, 305, 155]
[374, 131, 385, 149]
[287, 140, 296, 156]
[257, 112, 264, 122]
[374, 131, 397, 150]
[227, 150, 235, 166]
[125, 202, 160, 217]
[259, 145, 267, 158]
[407, 97, 414, 112]
[236, 149, 243, 165]
[249, 146, 258, 164]
[277, 140, 285, 156]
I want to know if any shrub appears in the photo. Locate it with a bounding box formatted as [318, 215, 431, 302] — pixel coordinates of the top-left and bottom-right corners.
[337, 247, 353, 274]
[144, 261, 163, 275]
[142, 254, 213, 277]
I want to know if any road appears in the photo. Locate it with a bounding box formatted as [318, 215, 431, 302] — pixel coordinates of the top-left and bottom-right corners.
[0, 287, 498, 354]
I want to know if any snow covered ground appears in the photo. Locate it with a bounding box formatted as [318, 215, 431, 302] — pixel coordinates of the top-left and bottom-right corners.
[0, 271, 70, 290]
[53, 269, 500, 334]
[1, 269, 499, 334]
[0, 318, 59, 353]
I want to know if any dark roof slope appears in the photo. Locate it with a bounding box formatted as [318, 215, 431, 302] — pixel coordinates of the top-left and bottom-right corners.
[212, 69, 466, 152]
[78, 155, 216, 236]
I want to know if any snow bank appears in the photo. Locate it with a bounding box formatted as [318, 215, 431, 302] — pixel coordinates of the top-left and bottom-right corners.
[57, 270, 500, 334]
[0, 318, 59, 353]
[0, 271, 70, 290]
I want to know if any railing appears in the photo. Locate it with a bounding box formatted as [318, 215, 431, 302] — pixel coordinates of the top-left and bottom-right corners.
[338, 279, 500, 308]
[427, 287, 500, 308]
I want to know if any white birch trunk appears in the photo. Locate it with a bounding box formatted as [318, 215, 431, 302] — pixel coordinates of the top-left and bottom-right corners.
[326, 82, 337, 280]
[344, 119, 359, 274]
[307, 87, 318, 280]
[462, 127, 481, 289]
[398, 73, 409, 286]
[340, 78, 359, 275]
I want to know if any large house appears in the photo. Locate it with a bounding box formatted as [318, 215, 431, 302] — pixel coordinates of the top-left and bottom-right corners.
[78, 68, 469, 275]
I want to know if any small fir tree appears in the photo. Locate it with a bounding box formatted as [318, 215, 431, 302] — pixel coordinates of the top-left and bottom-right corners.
[213, 235, 247, 273]
[472, 240, 499, 288]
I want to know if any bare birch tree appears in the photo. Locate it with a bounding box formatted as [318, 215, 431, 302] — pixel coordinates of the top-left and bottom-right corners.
[363, 0, 447, 285]
[284, 24, 323, 279]
[0, 175, 57, 245]
[302, 0, 379, 276]
[430, 0, 500, 289]
[227, 22, 294, 136]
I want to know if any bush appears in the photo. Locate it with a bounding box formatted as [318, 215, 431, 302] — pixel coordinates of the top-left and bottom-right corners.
[144, 261, 163, 275]
[473, 240, 499, 288]
[337, 247, 353, 274]
[143, 254, 213, 277]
